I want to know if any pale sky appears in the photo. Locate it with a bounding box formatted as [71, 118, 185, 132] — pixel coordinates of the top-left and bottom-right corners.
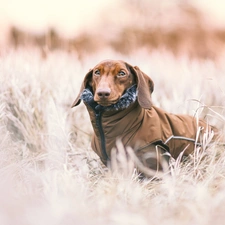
[0, 0, 115, 36]
[0, 0, 225, 43]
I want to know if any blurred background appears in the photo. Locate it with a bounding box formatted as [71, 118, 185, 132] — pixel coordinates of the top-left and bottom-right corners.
[1, 0, 225, 60]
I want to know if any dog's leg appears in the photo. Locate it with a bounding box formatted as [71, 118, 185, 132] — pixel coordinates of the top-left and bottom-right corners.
[134, 144, 170, 178]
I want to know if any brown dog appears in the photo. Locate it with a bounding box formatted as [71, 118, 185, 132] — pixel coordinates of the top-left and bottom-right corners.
[72, 60, 218, 176]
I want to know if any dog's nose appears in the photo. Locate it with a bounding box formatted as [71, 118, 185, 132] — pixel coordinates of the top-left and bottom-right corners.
[96, 88, 111, 99]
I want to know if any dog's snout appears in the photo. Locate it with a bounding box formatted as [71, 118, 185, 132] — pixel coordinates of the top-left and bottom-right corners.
[96, 88, 111, 99]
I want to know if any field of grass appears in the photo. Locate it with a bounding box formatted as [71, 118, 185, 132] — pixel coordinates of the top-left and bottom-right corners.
[1, 47, 225, 225]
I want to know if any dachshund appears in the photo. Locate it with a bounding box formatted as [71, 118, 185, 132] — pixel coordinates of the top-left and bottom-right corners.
[72, 60, 219, 177]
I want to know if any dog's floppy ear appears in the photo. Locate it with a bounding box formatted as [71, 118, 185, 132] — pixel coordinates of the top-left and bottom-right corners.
[127, 64, 154, 109]
[71, 69, 93, 108]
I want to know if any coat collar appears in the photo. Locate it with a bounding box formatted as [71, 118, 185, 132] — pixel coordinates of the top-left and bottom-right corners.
[80, 85, 137, 112]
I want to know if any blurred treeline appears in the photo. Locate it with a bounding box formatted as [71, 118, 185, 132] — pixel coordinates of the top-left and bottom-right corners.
[6, 2, 225, 59]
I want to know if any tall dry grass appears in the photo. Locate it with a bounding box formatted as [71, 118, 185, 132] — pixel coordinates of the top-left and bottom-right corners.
[0, 47, 225, 225]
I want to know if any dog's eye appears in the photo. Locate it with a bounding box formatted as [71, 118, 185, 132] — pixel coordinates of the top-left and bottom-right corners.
[118, 71, 126, 77]
[94, 70, 100, 76]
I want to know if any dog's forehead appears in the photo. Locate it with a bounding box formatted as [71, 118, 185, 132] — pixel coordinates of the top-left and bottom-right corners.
[93, 60, 127, 71]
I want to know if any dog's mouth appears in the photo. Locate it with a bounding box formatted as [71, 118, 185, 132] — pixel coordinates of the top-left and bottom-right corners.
[96, 100, 118, 107]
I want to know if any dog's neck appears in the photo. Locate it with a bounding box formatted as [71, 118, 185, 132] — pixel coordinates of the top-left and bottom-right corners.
[81, 85, 137, 112]
[80, 85, 143, 164]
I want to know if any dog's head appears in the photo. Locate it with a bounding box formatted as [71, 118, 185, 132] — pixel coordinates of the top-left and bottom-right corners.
[72, 60, 154, 109]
